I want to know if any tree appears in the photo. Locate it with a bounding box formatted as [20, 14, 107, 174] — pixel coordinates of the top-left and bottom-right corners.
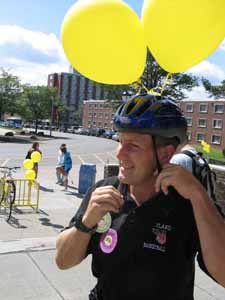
[102, 50, 198, 101]
[17, 85, 60, 134]
[0, 68, 21, 119]
[202, 79, 225, 98]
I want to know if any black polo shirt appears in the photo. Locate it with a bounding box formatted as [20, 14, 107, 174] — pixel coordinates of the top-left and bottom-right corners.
[69, 176, 211, 300]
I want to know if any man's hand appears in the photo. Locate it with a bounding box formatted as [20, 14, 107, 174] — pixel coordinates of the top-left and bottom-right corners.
[82, 185, 124, 228]
[155, 163, 207, 201]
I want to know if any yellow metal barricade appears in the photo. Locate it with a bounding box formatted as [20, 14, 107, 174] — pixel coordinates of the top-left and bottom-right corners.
[2, 179, 40, 211]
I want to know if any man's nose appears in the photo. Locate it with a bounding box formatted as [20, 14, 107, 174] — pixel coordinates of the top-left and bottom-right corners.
[116, 144, 126, 160]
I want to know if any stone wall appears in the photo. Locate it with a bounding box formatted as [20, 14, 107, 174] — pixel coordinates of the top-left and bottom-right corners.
[211, 165, 225, 214]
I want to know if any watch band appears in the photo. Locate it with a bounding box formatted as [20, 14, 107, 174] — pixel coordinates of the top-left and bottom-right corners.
[74, 214, 97, 234]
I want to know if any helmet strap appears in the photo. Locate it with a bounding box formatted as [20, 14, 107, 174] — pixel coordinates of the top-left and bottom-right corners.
[152, 136, 162, 173]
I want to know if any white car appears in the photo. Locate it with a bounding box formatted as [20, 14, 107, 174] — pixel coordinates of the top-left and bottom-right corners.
[112, 132, 119, 141]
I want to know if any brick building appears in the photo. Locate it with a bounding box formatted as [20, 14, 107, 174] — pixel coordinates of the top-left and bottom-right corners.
[48, 69, 107, 126]
[179, 99, 225, 149]
[82, 100, 121, 129]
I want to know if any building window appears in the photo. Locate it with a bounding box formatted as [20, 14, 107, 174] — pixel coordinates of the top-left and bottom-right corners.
[89, 104, 93, 108]
[94, 104, 98, 108]
[187, 132, 192, 141]
[104, 123, 108, 127]
[105, 113, 109, 119]
[89, 113, 92, 117]
[199, 104, 208, 113]
[98, 113, 103, 118]
[211, 135, 221, 145]
[186, 104, 193, 112]
[98, 122, 102, 127]
[212, 119, 223, 129]
[186, 117, 192, 127]
[88, 121, 91, 125]
[198, 118, 207, 128]
[111, 113, 114, 118]
[196, 133, 205, 142]
[214, 104, 224, 113]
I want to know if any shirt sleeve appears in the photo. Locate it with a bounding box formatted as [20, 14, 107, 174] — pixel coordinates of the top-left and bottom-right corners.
[170, 153, 193, 173]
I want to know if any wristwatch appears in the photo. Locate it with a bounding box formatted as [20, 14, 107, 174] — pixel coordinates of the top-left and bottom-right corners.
[73, 213, 97, 235]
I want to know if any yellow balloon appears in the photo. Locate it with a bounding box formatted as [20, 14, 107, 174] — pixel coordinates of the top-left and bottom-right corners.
[25, 170, 36, 180]
[142, 0, 225, 73]
[61, 0, 146, 84]
[31, 151, 41, 163]
[23, 159, 34, 170]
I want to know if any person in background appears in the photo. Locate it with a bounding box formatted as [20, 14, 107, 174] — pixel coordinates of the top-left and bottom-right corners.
[55, 94, 225, 300]
[61, 145, 72, 191]
[170, 139, 203, 173]
[56, 144, 66, 184]
[26, 142, 42, 179]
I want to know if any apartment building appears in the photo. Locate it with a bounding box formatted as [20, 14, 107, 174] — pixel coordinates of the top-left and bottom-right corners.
[48, 69, 107, 125]
[179, 99, 225, 149]
[82, 100, 121, 129]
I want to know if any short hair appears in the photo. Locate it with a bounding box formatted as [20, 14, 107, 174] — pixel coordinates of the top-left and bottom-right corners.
[155, 136, 180, 149]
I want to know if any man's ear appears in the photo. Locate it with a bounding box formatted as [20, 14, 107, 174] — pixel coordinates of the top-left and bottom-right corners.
[158, 145, 176, 164]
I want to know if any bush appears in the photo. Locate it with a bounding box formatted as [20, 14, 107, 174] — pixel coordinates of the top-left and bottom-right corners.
[222, 148, 225, 158]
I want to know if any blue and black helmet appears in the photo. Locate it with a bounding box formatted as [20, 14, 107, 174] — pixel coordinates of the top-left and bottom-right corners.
[113, 94, 187, 144]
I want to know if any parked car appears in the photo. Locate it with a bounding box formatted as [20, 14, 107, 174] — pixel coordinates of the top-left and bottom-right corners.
[112, 132, 119, 141]
[103, 129, 115, 139]
[89, 128, 105, 137]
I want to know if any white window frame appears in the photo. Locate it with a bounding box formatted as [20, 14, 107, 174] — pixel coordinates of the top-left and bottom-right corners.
[187, 132, 192, 141]
[212, 119, 223, 129]
[198, 118, 207, 128]
[196, 133, 205, 142]
[186, 117, 192, 127]
[186, 104, 193, 113]
[199, 103, 208, 113]
[211, 135, 221, 145]
[214, 104, 224, 114]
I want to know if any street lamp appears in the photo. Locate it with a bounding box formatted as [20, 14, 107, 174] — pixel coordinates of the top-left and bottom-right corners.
[122, 91, 133, 102]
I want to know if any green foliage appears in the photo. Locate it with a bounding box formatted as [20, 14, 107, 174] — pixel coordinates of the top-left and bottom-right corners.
[202, 78, 225, 98]
[0, 68, 21, 118]
[194, 145, 225, 162]
[16, 85, 60, 133]
[222, 148, 225, 158]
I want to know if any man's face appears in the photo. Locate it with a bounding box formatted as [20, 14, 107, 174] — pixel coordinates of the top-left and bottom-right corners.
[116, 132, 156, 186]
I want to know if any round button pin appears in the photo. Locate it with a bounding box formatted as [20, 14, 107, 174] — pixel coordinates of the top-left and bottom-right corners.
[96, 213, 112, 233]
[100, 228, 118, 254]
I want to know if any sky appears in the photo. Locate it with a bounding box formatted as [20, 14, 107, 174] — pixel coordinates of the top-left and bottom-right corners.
[0, 0, 224, 99]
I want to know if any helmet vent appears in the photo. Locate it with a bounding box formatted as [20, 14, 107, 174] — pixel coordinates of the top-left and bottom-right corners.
[135, 101, 151, 116]
[126, 101, 136, 114]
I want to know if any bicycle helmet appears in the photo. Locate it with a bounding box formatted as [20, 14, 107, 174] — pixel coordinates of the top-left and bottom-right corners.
[113, 94, 187, 144]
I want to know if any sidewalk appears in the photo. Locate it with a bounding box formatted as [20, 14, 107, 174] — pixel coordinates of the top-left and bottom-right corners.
[0, 165, 224, 299]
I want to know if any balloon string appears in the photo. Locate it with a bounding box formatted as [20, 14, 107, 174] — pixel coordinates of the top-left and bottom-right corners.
[133, 73, 173, 96]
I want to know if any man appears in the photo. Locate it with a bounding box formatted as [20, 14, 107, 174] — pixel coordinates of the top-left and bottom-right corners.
[55, 94, 225, 299]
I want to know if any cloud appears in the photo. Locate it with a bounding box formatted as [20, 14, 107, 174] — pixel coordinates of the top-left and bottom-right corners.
[184, 85, 211, 100]
[0, 25, 69, 85]
[187, 61, 225, 83]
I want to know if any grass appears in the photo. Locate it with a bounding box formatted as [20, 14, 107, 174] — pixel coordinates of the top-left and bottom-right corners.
[194, 144, 225, 162]
[0, 126, 22, 133]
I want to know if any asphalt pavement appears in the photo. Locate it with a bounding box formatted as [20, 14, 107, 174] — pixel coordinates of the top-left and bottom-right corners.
[0, 132, 224, 300]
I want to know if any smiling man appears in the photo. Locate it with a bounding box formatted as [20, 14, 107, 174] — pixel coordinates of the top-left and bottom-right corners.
[55, 94, 225, 300]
